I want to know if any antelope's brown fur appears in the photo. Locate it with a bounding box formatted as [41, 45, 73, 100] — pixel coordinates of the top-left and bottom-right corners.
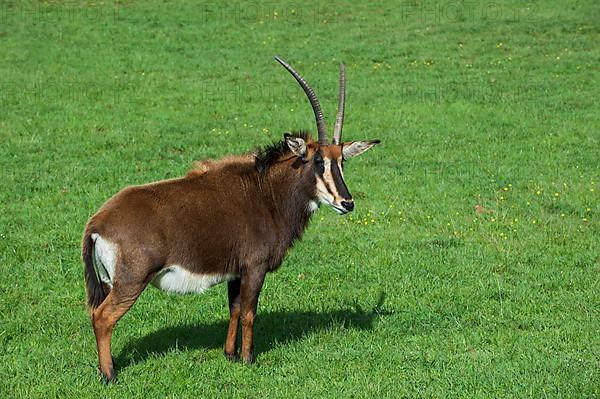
[83, 133, 322, 381]
[85, 133, 317, 287]
[83, 57, 380, 383]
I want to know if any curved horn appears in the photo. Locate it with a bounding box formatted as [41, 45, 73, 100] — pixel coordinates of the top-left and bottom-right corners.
[332, 63, 345, 145]
[274, 56, 328, 145]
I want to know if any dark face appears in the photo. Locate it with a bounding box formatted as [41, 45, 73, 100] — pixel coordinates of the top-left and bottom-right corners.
[313, 145, 354, 214]
[285, 134, 381, 215]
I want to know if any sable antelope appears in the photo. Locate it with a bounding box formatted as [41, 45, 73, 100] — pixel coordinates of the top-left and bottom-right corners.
[82, 56, 380, 382]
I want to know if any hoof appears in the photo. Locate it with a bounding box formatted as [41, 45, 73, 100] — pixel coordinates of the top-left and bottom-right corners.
[100, 368, 116, 384]
[242, 352, 255, 365]
[224, 351, 240, 362]
[100, 358, 116, 384]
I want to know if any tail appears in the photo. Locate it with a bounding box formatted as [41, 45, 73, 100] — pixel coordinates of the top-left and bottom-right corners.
[83, 230, 108, 311]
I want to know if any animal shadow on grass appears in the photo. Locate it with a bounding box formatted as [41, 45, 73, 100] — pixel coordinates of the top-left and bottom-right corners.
[116, 293, 389, 371]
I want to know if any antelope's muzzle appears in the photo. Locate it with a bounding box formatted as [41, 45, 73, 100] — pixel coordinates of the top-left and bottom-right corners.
[341, 200, 354, 212]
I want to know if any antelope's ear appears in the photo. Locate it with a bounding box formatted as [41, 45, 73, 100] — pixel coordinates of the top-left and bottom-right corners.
[342, 140, 381, 158]
[285, 133, 307, 159]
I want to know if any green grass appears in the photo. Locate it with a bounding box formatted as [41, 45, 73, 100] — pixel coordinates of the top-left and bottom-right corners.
[1, 0, 599, 397]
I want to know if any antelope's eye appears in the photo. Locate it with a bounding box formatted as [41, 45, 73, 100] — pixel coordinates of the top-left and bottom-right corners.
[314, 153, 325, 174]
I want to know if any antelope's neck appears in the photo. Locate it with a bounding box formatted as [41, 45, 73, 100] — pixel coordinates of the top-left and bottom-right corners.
[265, 159, 317, 243]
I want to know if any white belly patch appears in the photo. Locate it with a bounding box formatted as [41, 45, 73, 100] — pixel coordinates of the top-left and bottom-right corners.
[152, 265, 235, 294]
[91, 233, 117, 288]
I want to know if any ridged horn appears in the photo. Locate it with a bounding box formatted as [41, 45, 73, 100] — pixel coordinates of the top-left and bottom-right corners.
[275, 56, 328, 145]
[332, 63, 345, 145]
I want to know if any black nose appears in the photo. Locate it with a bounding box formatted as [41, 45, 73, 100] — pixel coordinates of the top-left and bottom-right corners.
[341, 201, 354, 212]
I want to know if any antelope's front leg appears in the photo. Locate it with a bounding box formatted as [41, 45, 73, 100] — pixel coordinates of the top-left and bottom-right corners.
[240, 268, 266, 364]
[224, 278, 241, 361]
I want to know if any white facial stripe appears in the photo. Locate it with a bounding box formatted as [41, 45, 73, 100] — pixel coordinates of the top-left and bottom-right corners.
[315, 157, 350, 215]
[320, 159, 340, 199]
[316, 177, 335, 204]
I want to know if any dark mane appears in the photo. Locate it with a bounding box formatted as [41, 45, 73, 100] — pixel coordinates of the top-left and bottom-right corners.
[255, 131, 311, 175]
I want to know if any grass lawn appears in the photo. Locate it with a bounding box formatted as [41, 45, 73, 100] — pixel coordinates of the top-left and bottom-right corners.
[1, 0, 598, 397]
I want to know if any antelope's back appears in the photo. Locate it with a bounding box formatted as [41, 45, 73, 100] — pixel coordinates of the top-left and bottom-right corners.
[86, 161, 276, 273]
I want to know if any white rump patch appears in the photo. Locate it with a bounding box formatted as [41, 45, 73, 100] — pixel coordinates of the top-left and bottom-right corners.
[91, 233, 117, 288]
[152, 265, 235, 294]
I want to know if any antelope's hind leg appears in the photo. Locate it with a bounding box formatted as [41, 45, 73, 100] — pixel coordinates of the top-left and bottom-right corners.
[91, 260, 149, 382]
